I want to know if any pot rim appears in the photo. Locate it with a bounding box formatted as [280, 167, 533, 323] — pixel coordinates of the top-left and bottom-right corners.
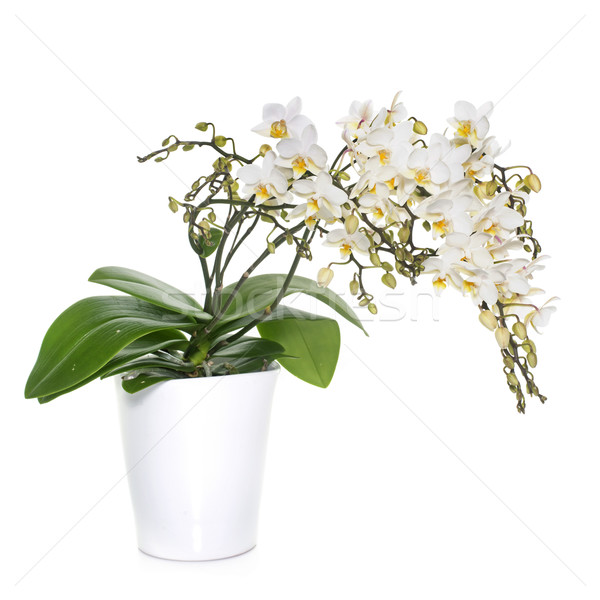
[114, 361, 281, 389]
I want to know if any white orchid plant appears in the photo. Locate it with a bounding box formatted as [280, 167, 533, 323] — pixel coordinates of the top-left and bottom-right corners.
[25, 93, 554, 413]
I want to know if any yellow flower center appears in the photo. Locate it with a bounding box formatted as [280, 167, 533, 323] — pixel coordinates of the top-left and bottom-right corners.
[340, 243, 352, 256]
[374, 207, 384, 220]
[433, 277, 447, 291]
[270, 119, 288, 138]
[457, 121, 472, 138]
[432, 219, 449, 236]
[385, 178, 395, 189]
[378, 149, 391, 165]
[308, 197, 320, 212]
[256, 184, 271, 201]
[305, 215, 317, 229]
[414, 169, 429, 183]
[463, 280, 476, 294]
[292, 156, 308, 177]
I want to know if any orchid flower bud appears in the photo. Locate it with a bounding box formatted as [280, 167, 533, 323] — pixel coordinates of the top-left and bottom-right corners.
[479, 310, 498, 331]
[317, 267, 334, 288]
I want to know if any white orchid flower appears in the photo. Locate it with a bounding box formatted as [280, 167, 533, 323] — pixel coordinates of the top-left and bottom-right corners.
[524, 297, 559, 333]
[275, 124, 327, 178]
[350, 164, 398, 199]
[447, 100, 494, 148]
[415, 191, 478, 238]
[422, 248, 464, 294]
[473, 192, 524, 240]
[290, 171, 347, 226]
[358, 184, 403, 225]
[403, 134, 471, 193]
[442, 232, 494, 269]
[356, 121, 415, 172]
[337, 99, 374, 137]
[252, 97, 312, 139]
[464, 136, 509, 181]
[457, 264, 506, 305]
[237, 151, 291, 204]
[324, 228, 370, 257]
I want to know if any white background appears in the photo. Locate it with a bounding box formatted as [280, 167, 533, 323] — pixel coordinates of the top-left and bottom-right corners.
[1, 1, 598, 598]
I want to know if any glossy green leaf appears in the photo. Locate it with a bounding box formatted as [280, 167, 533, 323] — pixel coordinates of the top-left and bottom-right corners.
[220, 274, 366, 334]
[38, 329, 188, 403]
[211, 336, 286, 360]
[257, 306, 340, 388]
[102, 355, 196, 378]
[209, 336, 287, 375]
[25, 296, 195, 400]
[197, 228, 223, 258]
[121, 370, 183, 394]
[89, 266, 210, 320]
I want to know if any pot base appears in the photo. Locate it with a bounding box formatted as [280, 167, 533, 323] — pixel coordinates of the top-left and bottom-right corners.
[138, 544, 256, 562]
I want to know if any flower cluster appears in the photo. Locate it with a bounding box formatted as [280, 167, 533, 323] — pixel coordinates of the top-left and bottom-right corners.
[234, 94, 554, 412]
[138, 93, 554, 412]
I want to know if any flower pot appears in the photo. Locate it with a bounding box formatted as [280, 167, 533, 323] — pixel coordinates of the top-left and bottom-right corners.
[116, 365, 279, 561]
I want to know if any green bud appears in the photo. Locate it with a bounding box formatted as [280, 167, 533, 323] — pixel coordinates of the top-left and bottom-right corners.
[479, 310, 498, 331]
[359, 297, 370, 307]
[527, 352, 537, 368]
[267, 242, 276, 254]
[382, 261, 394, 272]
[382, 273, 397, 289]
[368, 303, 378, 315]
[182, 144, 194, 152]
[208, 212, 216, 223]
[195, 122, 209, 131]
[345, 214, 359, 234]
[214, 135, 227, 148]
[495, 327, 511, 349]
[167, 144, 178, 152]
[154, 156, 165, 163]
[507, 373, 519, 387]
[512, 322, 527, 340]
[349, 280, 359, 296]
[370, 253, 381, 267]
[259, 144, 272, 157]
[503, 356, 514, 369]
[286, 233, 294, 245]
[486, 181, 498, 196]
[422, 220, 431, 232]
[524, 173, 541, 193]
[338, 171, 351, 181]
[523, 244, 532, 252]
[183, 211, 191, 223]
[398, 226, 410, 243]
[161, 136, 171, 147]
[317, 267, 334, 288]
[413, 120, 428, 135]
[168, 197, 178, 213]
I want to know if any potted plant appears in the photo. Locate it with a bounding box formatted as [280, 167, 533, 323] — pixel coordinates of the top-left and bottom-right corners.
[24, 93, 555, 561]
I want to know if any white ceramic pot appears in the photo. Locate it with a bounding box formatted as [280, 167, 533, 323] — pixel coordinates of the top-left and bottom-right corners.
[116, 365, 279, 561]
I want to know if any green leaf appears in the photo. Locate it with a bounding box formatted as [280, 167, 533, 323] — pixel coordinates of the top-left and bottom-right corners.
[197, 228, 223, 258]
[121, 371, 183, 394]
[38, 329, 188, 403]
[89, 266, 210, 321]
[220, 274, 366, 334]
[25, 296, 195, 400]
[209, 336, 287, 375]
[257, 306, 340, 388]
[212, 336, 286, 360]
[102, 354, 196, 378]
